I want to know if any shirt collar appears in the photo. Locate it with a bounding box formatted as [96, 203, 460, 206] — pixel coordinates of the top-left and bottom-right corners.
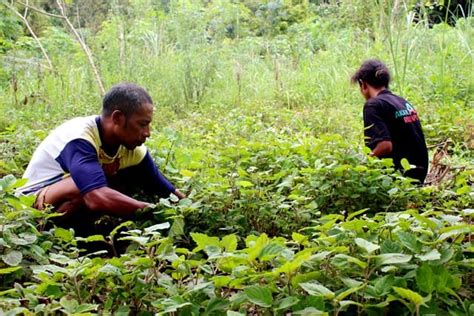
[377, 89, 391, 96]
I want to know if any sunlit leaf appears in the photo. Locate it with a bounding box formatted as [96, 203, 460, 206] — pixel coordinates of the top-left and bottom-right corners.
[376, 253, 412, 266]
[2, 250, 22, 266]
[354, 238, 380, 254]
[393, 287, 425, 306]
[244, 286, 272, 307]
[299, 282, 335, 299]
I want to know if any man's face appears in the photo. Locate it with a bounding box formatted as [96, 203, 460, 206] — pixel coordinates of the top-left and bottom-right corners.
[117, 103, 154, 150]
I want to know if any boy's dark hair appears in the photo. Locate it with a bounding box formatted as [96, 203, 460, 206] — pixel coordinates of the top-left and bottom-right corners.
[102, 83, 153, 118]
[351, 59, 391, 88]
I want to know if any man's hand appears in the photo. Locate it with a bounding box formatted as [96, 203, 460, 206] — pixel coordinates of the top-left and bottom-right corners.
[173, 189, 186, 200]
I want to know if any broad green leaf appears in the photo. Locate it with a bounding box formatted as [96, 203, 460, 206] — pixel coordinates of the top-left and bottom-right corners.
[354, 238, 380, 254]
[170, 217, 185, 237]
[185, 281, 213, 295]
[221, 234, 238, 252]
[227, 312, 245, 316]
[292, 232, 309, 245]
[9, 232, 37, 245]
[311, 251, 332, 261]
[292, 271, 322, 288]
[446, 274, 462, 291]
[381, 266, 399, 273]
[212, 276, 233, 288]
[462, 209, 474, 216]
[400, 158, 412, 171]
[155, 295, 192, 313]
[205, 297, 229, 314]
[247, 233, 269, 261]
[76, 235, 105, 243]
[74, 304, 99, 313]
[0, 175, 17, 191]
[237, 180, 253, 188]
[0, 266, 21, 274]
[380, 240, 402, 254]
[393, 287, 425, 306]
[430, 265, 459, 293]
[416, 264, 434, 293]
[244, 286, 272, 307]
[376, 253, 412, 266]
[299, 282, 335, 300]
[54, 227, 73, 242]
[119, 236, 149, 246]
[415, 249, 441, 261]
[277, 249, 312, 274]
[410, 212, 437, 230]
[258, 242, 285, 261]
[396, 231, 422, 253]
[2, 250, 22, 266]
[293, 307, 327, 315]
[274, 296, 299, 311]
[191, 232, 221, 252]
[98, 264, 122, 276]
[340, 277, 363, 288]
[332, 254, 367, 269]
[109, 221, 134, 238]
[144, 222, 170, 233]
[60, 297, 79, 313]
[42, 283, 62, 298]
[335, 285, 363, 301]
[347, 208, 369, 220]
[437, 248, 455, 264]
[374, 275, 397, 296]
[438, 225, 474, 241]
[180, 169, 196, 177]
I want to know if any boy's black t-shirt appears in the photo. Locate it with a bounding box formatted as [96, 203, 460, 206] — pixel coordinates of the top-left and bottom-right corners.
[363, 90, 428, 180]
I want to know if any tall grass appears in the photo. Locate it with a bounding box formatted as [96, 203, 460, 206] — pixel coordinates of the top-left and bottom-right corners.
[0, 0, 472, 176]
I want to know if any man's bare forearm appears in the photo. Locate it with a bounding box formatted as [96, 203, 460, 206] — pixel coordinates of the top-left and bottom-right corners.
[84, 187, 150, 216]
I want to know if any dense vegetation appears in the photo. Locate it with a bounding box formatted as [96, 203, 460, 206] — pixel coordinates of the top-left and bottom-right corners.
[0, 0, 473, 315]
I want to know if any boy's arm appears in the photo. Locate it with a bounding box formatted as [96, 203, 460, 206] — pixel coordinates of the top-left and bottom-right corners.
[369, 140, 393, 158]
[363, 103, 392, 157]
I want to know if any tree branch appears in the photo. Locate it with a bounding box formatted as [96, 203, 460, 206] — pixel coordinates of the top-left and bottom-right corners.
[55, 0, 105, 96]
[4, 1, 54, 70]
[14, 0, 65, 19]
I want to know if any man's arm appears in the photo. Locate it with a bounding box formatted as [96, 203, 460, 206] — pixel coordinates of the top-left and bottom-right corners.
[173, 189, 186, 199]
[132, 152, 186, 199]
[83, 187, 150, 217]
[57, 139, 151, 216]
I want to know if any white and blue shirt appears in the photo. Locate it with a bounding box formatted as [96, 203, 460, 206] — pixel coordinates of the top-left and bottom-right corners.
[18, 116, 175, 196]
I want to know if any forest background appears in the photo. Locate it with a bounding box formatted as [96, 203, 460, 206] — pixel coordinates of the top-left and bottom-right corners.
[0, 0, 473, 315]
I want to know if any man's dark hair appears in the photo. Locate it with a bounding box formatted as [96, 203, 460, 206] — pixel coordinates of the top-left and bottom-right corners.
[102, 83, 153, 117]
[351, 59, 391, 88]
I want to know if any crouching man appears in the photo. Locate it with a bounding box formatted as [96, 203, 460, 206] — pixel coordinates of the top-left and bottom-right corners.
[18, 83, 185, 225]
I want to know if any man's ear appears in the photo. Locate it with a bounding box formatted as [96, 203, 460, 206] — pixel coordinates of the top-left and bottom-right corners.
[111, 110, 125, 125]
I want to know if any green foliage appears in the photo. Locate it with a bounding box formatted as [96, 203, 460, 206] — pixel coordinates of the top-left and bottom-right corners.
[0, 0, 473, 314]
[0, 176, 472, 314]
[0, 8, 23, 54]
